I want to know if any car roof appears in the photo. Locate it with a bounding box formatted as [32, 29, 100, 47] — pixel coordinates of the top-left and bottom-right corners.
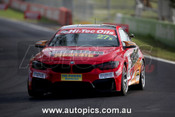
[61, 24, 118, 30]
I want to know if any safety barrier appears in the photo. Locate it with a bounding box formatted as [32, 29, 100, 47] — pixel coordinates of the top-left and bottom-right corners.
[115, 14, 175, 47]
[24, 11, 41, 20]
[0, 3, 8, 10]
[2, 0, 72, 25]
[59, 7, 72, 25]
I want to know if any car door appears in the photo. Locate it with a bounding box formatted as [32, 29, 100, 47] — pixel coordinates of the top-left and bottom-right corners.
[118, 28, 140, 84]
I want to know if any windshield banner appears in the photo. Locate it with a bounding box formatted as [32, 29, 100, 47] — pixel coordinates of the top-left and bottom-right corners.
[58, 29, 116, 35]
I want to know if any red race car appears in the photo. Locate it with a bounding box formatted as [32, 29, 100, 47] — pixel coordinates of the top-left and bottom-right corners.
[28, 24, 145, 97]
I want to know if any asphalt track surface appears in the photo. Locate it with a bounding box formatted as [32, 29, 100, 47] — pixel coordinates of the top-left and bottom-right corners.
[0, 18, 175, 117]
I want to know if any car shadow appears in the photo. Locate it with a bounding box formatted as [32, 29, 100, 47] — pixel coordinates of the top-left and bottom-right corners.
[28, 90, 122, 101]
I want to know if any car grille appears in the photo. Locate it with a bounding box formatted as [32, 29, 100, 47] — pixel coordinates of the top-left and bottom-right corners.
[72, 64, 94, 73]
[52, 64, 71, 73]
[51, 64, 94, 73]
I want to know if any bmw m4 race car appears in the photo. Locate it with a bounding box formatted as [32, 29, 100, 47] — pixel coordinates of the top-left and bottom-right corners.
[28, 24, 145, 97]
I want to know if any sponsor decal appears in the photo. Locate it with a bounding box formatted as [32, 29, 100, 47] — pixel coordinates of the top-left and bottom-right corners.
[32, 71, 46, 79]
[130, 49, 139, 67]
[59, 29, 115, 35]
[61, 74, 82, 81]
[135, 69, 140, 81]
[54, 53, 94, 58]
[50, 50, 104, 58]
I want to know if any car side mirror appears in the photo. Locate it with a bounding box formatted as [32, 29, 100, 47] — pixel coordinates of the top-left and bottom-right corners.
[129, 33, 135, 38]
[124, 45, 136, 49]
[35, 40, 48, 48]
[123, 41, 136, 49]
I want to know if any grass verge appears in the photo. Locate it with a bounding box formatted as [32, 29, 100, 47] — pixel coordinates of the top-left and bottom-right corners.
[133, 35, 175, 61]
[0, 8, 58, 24]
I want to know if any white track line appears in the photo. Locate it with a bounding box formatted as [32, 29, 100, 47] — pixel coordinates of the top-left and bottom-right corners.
[144, 55, 175, 65]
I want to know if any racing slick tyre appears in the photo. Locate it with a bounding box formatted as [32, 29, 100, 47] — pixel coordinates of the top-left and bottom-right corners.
[28, 87, 44, 97]
[27, 81, 44, 97]
[120, 65, 128, 96]
[136, 60, 146, 90]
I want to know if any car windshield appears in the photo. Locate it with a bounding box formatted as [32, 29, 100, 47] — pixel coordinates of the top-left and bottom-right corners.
[49, 33, 119, 47]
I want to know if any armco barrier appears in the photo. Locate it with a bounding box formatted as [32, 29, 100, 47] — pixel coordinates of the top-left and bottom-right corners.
[24, 11, 41, 20]
[59, 7, 72, 25]
[0, 3, 8, 10]
[115, 14, 175, 47]
[2, 0, 72, 25]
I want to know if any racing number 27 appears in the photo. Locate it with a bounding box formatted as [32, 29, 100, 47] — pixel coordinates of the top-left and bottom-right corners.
[97, 34, 113, 40]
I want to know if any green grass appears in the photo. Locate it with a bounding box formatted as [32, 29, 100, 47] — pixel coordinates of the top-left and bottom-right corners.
[94, 0, 134, 8]
[0, 8, 24, 20]
[0, 8, 58, 24]
[133, 35, 175, 61]
[93, 9, 135, 23]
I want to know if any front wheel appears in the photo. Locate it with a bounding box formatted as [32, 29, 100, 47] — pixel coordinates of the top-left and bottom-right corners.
[27, 80, 44, 97]
[120, 65, 128, 96]
[28, 87, 44, 97]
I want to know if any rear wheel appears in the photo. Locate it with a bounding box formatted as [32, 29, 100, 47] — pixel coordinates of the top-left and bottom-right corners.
[120, 65, 128, 96]
[136, 60, 146, 90]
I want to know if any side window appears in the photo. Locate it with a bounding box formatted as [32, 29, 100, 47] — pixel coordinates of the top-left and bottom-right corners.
[119, 28, 130, 46]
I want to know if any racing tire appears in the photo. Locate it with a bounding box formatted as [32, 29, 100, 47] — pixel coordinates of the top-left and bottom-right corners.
[120, 65, 128, 96]
[136, 60, 146, 90]
[28, 87, 44, 97]
[27, 80, 44, 97]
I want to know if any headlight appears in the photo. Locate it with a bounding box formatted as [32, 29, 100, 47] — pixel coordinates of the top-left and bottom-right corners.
[96, 61, 119, 70]
[99, 72, 114, 79]
[32, 61, 47, 70]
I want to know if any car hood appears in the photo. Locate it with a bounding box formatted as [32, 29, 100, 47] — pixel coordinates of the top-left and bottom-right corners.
[34, 46, 122, 63]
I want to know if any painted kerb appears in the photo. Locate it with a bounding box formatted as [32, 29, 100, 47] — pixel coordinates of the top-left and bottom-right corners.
[115, 14, 175, 47]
